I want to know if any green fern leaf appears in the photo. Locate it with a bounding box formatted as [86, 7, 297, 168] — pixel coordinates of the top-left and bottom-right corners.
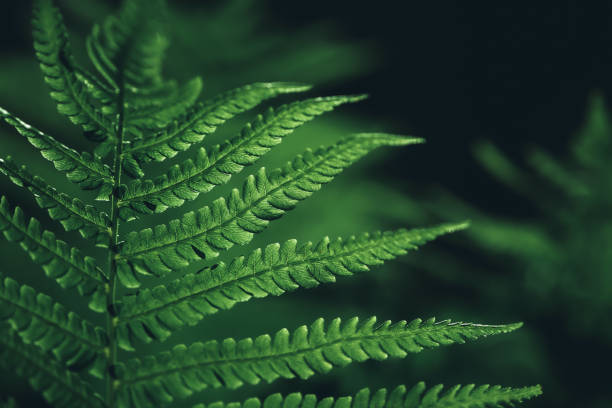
[117, 133, 423, 283]
[402, 383, 542, 408]
[116, 223, 467, 349]
[0, 274, 107, 377]
[124, 82, 312, 163]
[0, 196, 106, 311]
[118, 95, 366, 220]
[0, 156, 110, 246]
[33, 0, 115, 142]
[192, 382, 542, 408]
[0, 329, 104, 408]
[0, 108, 113, 199]
[115, 316, 521, 406]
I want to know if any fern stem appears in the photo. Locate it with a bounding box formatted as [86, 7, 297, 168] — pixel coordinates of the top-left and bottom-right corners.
[106, 84, 126, 408]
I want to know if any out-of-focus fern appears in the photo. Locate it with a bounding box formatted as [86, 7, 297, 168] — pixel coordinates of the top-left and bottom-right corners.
[471, 94, 612, 341]
[395, 93, 612, 407]
[0, 397, 18, 408]
[425, 93, 612, 337]
[0, 1, 541, 407]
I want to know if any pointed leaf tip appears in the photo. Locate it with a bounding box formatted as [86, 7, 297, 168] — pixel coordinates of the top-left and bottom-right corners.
[506, 321, 524, 331]
[262, 82, 313, 93]
[346, 93, 369, 102]
[354, 132, 425, 146]
[445, 220, 471, 232]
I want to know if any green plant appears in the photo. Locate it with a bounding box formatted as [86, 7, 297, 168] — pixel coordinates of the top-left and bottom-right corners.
[469, 94, 612, 335]
[408, 93, 612, 335]
[390, 93, 612, 407]
[0, 1, 542, 407]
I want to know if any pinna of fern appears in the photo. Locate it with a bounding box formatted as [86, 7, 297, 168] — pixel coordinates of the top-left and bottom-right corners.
[0, 0, 541, 407]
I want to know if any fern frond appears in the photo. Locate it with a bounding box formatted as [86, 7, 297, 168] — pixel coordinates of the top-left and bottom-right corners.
[119, 95, 366, 220]
[0, 156, 110, 246]
[116, 223, 467, 348]
[124, 82, 312, 163]
[0, 196, 106, 312]
[117, 133, 423, 283]
[0, 108, 113, 199]
[192, 382, 542, 408]
[32, 0, 115, 141]
[0, 329, 104, 408]
[0, 275, 107, 377]
[115, 317, 521, 406]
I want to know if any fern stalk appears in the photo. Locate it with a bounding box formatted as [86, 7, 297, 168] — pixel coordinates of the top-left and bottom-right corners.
[106, 78, 126, 408]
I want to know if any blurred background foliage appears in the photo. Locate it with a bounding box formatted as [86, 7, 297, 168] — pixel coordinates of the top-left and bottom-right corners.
[0, 0, 610, 407]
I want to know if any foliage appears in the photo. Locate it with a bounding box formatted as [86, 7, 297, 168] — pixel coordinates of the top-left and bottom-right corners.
[469, 94, 612, 335]
[0, 1, 541, 407]
[192, 383, 542, 408]
[415, 93, 612, 335]
[398, 93, 612, 407]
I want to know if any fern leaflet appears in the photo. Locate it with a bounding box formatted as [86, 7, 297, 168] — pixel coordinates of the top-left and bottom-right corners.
[116, 223, 468, 349]
[0, 108, 113, 198]
[0, 329, 104, 408]
[118, 95, 366, 220]
[124, 82, 312, 163]
[118, 133, 423, 282]
[0, 275, 107, 377]
[0, 156, 110, 245]
[115, 317, 521, 407]
[33, 0, 115, 141]
[192, 382, 543, 408]
[0, 196, 106, 311]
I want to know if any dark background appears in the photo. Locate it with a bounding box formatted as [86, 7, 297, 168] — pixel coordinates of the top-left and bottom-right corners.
[1, 1, 610, 407]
